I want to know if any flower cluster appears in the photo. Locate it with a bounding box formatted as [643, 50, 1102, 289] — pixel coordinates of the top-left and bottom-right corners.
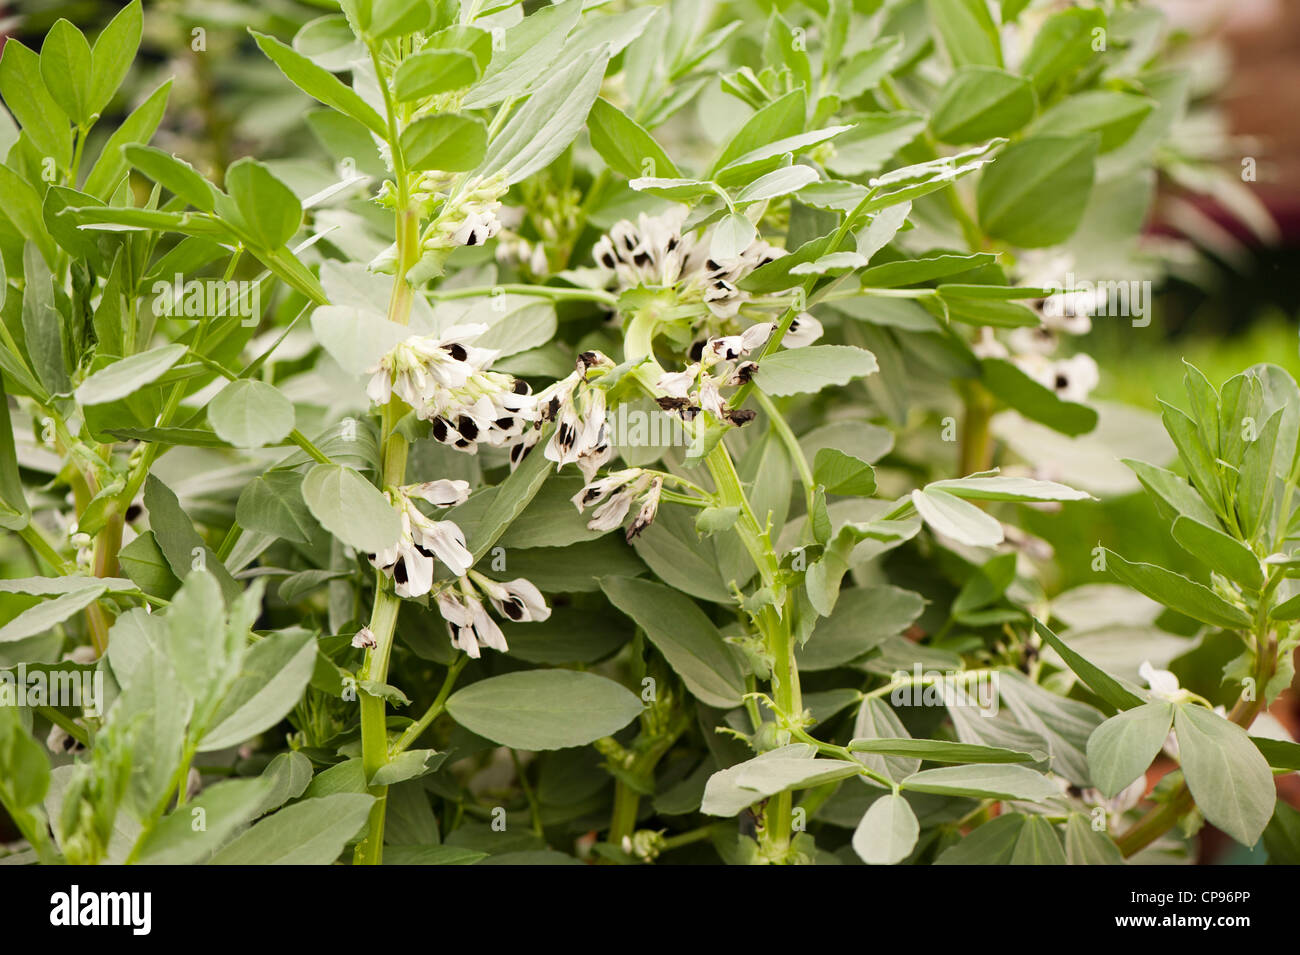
[972, 254, 1101, 403]
[571, 468, 664, 542]
[438, 573, 550, 659]
[367, 481, 474, 599]
[365, 326, 536, 454]
[590, 207, 787, 321]
[373, 174, 508, 283]
[529, 350, 616, 480]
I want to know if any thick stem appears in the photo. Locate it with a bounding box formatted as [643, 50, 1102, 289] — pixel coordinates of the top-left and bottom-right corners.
[608, 780, 640, 847]
[958, 380, 994, 477]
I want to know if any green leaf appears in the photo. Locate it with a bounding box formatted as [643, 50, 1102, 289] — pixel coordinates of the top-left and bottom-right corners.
[446, 670, 642, 751]
[931, 67, 1035, 144]
[74, 344, 187, 406]
[1010, 814, 1067, 864]
[223, 158, 302, 249]
[250, 31, 386, 136]
[1262, 801, 1300, 864]
[977, 135, 1098, 248]
[859, 253, 995, 289]
[981, 358, 1098, 436]
[1170, 516, 1263, 589]
[813, 448, 876, 496]
[0, 584, 107, 643]
[797, 581, 926, 669]
[1033, 91, 1154, 152]
[936, 813, 1024, 864]
[124, 145, 217, 211]
[0, 372, 32, 531]
[208, 793, 375, 865]
[1104, 550, 1252, 630]
[1174, 703, 1275, 847]
[478, 47, 609, 186]
[0, 576, 137, 596]
[400, 113, 487, 172]
[393, 49, 478, 102]
[460, 0, 583, 109]
[1033, 619, 1146, 712]
[82, 79, 172, 199]
[1123, 458, 1221, 527]
[164, 570, 233, 706]
[711, 89, 806, 174]
[901, 764, 1058, 801]
[0, 40, 70, 168]
[462, 436, 552, 561]
[1019, 6, 1105, 95]
[21, 246, 70, 396]
[911, 487, 1003, 547]
[838, 35, 904, 98]
[39, 20, 93, 125]
[89, 0, 142, 117]
[709, 212, 758, 262]
[600, 576, 746, 708]
[367, 0, 435, 41]
[236, 471, 317, 544]
[735, 165, 820, 206]
[852, 793, 919, 865]
[136, 777, 275, 865]
[926, 0, 1002, 68]
[208, 379, 295, 449]
[756, 345, 877, 397]
[301, 463, 401, 554]
[1064, 814, 1125, 864]
[200, 629, 319, 752]
[587, 98, 679, 179]
[927, 474, 1090, 503]
[1086, 702, 1172, 798]
[370, 749, 447, 787]
[848, 738, 1043, 765]
[142, 474, 239, 600]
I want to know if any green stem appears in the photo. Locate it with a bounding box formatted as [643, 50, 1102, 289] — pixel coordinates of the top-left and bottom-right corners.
[958, 380, 994, 477]
[511, 749, 544, 837]
[753, 389, 816, 518]
[391, 655, 467, 755]
[608, 780, 641, 846]
[426, 284, 617, 307]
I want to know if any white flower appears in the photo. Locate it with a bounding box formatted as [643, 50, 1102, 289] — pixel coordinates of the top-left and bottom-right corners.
[1082, 776, 1146, 816]
[436, 590, 509, 659]
[592, 207, 691, 290]
[1140, 661, 1182, 702]
[449, 209, 501, 248]
[707, 322, 772, 362]
[971, 327, 1009, 359]
[405, 479, 471, 508]
[369, 490, 473, 598]
[783, 312, 823, 348]
[1013, 352, 1100, 403]
[1008, 325, 1058, 356]
[476, 577, 551, 623]
[656, 364, 699, 399]
[536, 352, 614, 473]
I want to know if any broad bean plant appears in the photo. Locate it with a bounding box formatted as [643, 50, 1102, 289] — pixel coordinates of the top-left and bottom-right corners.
[0, 0, 1295, 867]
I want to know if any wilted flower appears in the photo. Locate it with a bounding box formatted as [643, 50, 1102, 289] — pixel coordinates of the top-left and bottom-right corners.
[572, 468, 664, 541]
[351, 626, 378, 650]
